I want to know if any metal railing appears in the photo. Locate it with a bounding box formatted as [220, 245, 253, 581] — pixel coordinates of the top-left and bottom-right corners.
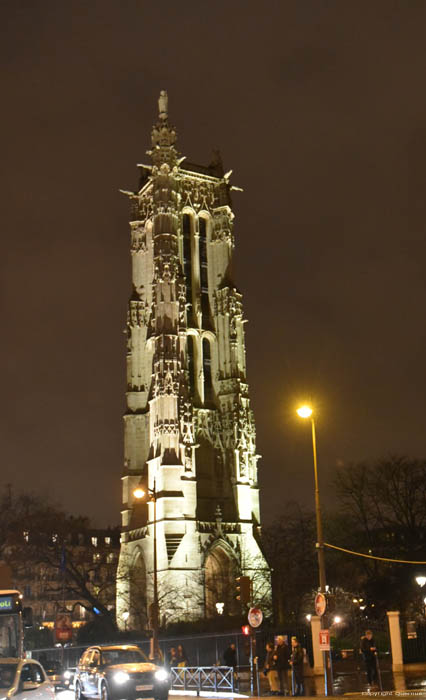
[170, 665, 235, 693]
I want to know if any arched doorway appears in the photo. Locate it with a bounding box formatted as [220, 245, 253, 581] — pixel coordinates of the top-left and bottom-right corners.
[127, 550, 148, 630]
[204, 545, 238, 617]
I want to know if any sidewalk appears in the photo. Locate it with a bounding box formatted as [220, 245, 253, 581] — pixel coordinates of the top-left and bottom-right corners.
[170, 694, 426, 699]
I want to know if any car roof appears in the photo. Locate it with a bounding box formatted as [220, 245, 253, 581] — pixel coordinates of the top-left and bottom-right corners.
[88, 645, 141, 652]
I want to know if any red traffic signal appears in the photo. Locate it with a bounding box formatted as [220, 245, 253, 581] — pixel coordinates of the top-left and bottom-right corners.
[241, 624, 251, 636]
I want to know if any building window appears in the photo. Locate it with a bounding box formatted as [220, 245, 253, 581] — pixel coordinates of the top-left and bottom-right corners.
[182, 214, 193, 318]
[203, 338, 213, 401]
[199, 217, 209, 321]
[93, 553, 101, 563]
[105, 537, 111, 546]
[106, 552, 115, 564]
[187, 335, 195, 394]
[91, 537, 97, 547]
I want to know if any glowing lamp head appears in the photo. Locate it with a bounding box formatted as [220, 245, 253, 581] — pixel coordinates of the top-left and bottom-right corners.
[416, 576, 426, 588]
[297, 405, 313, 419]
[133, 488, 145, 500]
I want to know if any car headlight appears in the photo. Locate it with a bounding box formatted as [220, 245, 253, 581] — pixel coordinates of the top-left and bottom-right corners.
[64, 671, 72, 679]
[113, 671, 130, 684]
[154, 670, 168, 682]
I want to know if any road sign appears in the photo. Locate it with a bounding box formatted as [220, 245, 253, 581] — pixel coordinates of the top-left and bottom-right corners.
[55, 613, 73, 642]
[248, 607, 263, 628]
[315, 592, 327, 616]
[319, 629, 330, 651]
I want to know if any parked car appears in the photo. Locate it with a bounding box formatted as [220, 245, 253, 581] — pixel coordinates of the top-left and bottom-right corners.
[75, 645, 169, 700]
[62, 666, 77, 690]
[0, 658, 55, 700]
[43, 659, 63, 689]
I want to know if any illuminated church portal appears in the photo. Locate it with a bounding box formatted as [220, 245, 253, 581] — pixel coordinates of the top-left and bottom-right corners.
[117, 93, 271, 627]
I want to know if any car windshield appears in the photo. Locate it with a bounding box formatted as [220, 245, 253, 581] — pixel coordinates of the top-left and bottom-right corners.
[0, 663, 18, 690]
[101, 649, 144, 665]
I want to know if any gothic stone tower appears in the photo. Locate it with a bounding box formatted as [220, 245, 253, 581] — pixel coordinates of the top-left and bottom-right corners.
[117, 92, 271, 627]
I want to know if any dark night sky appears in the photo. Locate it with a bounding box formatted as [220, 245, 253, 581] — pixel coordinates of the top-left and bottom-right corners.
[2, 1, 426, 526]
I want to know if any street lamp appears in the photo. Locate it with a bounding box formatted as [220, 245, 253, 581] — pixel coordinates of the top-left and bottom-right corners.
[416, 576, 426, 588]
[133, 478, 159, 661]
[297, 404, 330, 695]
[296, 405, 326, 592]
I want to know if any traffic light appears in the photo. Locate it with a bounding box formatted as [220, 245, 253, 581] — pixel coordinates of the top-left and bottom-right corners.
[241, 624, 251, 636]
[326, 594, 336, 613]
[235, 575, 251, 605]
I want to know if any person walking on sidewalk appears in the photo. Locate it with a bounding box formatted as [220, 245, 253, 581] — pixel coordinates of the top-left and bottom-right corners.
[264, 641, 280, 695]
[223, 643, 238, 682]
[360, 630, 377, 686]
[274, 636, 290, 695]
[290, 637, 304, 696]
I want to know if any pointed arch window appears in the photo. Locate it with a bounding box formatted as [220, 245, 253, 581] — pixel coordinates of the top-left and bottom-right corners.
[187, 335, 195, 394]
[199, 217, 210, 320]
[203, 337, 213, 401]
[182, 214, 193, 318]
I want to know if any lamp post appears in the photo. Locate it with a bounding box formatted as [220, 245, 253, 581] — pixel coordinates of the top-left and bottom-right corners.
[415, 576, 426, 617]
[296, 405, 326, 592]
[133, 477, 159, 661]
[297, 404, 331, 694]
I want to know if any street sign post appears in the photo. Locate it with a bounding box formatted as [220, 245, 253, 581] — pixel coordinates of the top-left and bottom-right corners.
[55, 613, 73, 643]
[319, 629, 330, 651]
[315, 592, 327, 617]
[248, 607, 263, 628]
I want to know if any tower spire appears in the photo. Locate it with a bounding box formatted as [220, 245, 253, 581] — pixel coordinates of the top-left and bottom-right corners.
[150, 89, 177, 165]
[158, 90, 168, 121]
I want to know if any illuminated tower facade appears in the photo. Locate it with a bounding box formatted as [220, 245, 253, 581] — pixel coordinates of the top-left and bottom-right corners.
[117, 92, 271, 627]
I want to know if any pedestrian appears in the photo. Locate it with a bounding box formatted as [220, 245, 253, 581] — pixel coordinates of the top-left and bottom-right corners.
[360, 630, 377, 686]
[223, 643, 238, 681]
[167, 647, 177, 668]
[290, 637, 304, 696]
[263, 641, 280, 695]
[176, 644, 188, 667]
[223, 642, 237, 668]
[274, 635, 290, 695]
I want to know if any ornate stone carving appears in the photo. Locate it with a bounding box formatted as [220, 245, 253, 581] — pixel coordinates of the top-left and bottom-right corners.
[213, 288, 243, 330]
[137, 194, 154, 221]
[127, 300, 151, 328]
[194, 408, 224, 450]
[180, 176, 216, 212]
[211, 206, 235, 245]
[153, 418, 179, 438]
[180, 400, 195, 445]
[130, 222, 148, 253]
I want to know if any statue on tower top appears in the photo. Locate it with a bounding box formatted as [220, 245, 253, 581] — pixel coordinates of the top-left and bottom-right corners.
[158, 90, 168, 121]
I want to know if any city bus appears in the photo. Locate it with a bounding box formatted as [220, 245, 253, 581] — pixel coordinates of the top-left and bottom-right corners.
[0, 590, 27, 657]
